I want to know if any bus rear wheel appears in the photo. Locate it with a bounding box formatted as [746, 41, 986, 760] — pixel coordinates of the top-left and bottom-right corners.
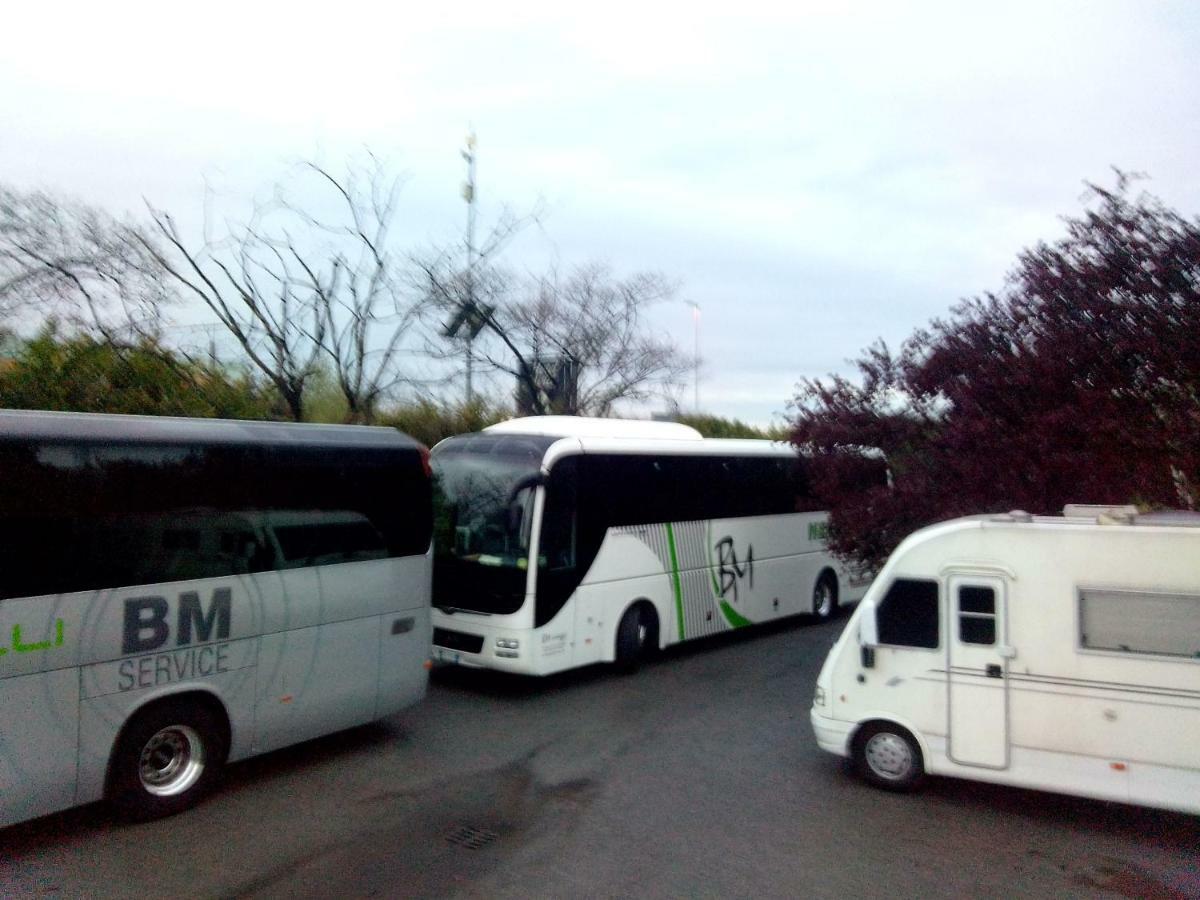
[615, 604, 657, 673]
[812, 572, 839, 621]
[108, 698, 227, 821]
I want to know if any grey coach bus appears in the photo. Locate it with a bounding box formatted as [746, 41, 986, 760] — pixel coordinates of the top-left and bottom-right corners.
[0, 410, 433, 826]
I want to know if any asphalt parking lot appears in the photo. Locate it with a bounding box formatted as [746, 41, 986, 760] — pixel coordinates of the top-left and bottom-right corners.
[2, 614, 1197, 898]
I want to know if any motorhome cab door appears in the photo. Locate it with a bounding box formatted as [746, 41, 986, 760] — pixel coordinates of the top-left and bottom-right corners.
[946, 574, 1010, 769]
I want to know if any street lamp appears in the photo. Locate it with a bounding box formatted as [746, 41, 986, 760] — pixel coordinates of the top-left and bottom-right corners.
[688, 302, 700, 412]
[462, 130, 477, 404]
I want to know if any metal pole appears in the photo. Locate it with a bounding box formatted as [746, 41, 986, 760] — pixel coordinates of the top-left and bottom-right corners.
[690, 302, 700, 412]
[462, 130, 477, 405]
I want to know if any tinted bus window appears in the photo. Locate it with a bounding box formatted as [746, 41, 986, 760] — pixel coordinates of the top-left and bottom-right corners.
[536, 457, 583, 627]
[274, 517, 389, 567]
[577, 453, 815, 526]
[0, 439, 430, 601]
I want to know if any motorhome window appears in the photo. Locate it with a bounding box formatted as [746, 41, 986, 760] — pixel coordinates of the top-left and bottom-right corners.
[1079, 589, 1200, 658]
[876, 578, 939, 649]
[958, 586, 996, 645]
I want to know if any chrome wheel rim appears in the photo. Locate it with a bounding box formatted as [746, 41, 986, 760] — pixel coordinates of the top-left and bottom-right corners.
[864, 732, 914, 782]
[814, 582, 834, 618]
[139, 725, 205, 797]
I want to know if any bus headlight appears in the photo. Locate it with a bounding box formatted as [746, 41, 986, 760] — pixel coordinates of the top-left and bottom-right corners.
[496, 638, 520, 649]
[813, 686, 826, 707]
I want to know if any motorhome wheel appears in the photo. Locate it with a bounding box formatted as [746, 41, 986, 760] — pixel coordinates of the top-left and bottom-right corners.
[854, 721, 924, 791]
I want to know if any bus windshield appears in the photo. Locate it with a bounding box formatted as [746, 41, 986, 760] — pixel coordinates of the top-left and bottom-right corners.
[431, 433, 556, 615]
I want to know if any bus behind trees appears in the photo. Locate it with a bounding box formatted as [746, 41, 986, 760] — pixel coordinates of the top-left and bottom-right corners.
[430, 416, 873, 676]
[0, 410, 433, 827]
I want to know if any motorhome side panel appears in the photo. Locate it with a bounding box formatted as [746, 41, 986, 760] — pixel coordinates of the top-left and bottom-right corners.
[996, 527, 1200, 773]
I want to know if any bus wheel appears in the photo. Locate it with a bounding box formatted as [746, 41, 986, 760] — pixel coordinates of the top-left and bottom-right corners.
[615, 604, 656, 673]
[853, 721, 924, 792]
[812, 572, 839, 621]
[108, 699, 227, 821]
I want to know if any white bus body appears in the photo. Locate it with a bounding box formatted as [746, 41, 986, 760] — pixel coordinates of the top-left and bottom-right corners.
[430, 416, 874, 676]
[0, 410, 433, 827]
[811, 508, 1200, 815]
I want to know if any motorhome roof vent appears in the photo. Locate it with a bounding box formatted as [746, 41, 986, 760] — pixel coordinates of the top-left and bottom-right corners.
[1003, 510, 1033, 523]
[1063, 504, 1139, 522]
[1134, 510, 1200, 527]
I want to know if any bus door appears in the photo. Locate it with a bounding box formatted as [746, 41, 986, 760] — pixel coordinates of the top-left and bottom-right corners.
[946, 574, 1010, 769]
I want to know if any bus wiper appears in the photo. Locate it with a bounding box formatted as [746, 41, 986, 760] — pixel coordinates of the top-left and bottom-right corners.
[434, 604, 492, 616]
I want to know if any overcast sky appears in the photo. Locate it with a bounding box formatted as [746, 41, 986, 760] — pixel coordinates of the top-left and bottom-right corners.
[4, 1, 1198, 425]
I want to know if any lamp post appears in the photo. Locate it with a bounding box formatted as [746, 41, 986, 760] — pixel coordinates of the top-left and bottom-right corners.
[441, 131, 491, 406]
[462, 129, 477, 405]
[688, 302, 700, 412]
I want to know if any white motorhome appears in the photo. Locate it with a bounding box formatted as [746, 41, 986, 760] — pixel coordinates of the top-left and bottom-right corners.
[811, 506, 1200, 815]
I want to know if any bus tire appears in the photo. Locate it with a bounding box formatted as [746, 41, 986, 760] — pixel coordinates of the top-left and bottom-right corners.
[108, 697, 228, 822]
[812, 571, 839, 621]
[852, 721, 924, 792]
[614, 603, 657, 674]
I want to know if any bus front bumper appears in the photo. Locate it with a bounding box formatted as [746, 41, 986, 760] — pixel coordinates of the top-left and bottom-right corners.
[431, 616, 538, 675]
[810, 708, 853, 758]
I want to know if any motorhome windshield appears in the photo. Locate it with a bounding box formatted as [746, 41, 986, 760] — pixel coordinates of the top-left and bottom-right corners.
[431, 433, 555, 614]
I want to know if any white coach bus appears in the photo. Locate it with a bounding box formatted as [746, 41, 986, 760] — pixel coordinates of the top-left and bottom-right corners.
[430, 416, 876, 676]
[0, 410, 433, 827]
[811, 506, 1200, 815]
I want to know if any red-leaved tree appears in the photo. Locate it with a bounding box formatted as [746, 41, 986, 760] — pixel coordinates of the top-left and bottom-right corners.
[791, 172, 1200, 571]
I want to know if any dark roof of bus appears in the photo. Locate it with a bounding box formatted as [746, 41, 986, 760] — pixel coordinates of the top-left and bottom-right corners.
[0, 409, 422, 450]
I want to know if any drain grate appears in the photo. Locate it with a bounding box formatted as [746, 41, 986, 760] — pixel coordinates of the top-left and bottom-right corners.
[445, 824, 499, 850]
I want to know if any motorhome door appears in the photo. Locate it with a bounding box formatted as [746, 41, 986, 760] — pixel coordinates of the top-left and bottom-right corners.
[946, 574, 1009, 768]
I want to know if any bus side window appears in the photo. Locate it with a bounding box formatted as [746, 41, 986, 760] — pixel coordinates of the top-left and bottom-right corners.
[790, 458, 823, 513]
[540, 458, 578, 571]
[219, 529, 272, 574]
[535, 458, 590, 628]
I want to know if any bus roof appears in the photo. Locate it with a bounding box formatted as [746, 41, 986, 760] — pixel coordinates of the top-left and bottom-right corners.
[0, 409, 422, 450]
[485, 415, 704, 441]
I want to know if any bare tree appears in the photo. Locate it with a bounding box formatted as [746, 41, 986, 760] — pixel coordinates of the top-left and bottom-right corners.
[503, 263, 691, 415]
[416, 204, 537, 400]
[422, 254, 691, 416]
[140, 159, 420, 423]
[290, 162, 421, 423]
[0, 184, 170, 340]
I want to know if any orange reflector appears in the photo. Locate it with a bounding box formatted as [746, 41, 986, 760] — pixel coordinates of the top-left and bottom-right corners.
[1110, 762, 1127, 771]
[279, 695, 293, 704]
[423, 659, 434, 670]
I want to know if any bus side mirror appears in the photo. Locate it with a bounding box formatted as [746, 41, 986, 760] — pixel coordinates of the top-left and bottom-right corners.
[506, 472, 545, 504]
[858, 600, 879, 645]
[506, 473, 545, 533]
[858, 599, 878, 668]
